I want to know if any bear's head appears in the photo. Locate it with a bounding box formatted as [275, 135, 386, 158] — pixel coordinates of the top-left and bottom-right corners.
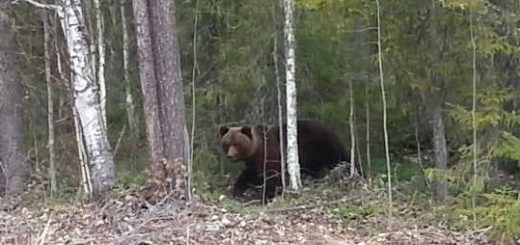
[219, 126, 255, 161]
[219, 125, 268, 162]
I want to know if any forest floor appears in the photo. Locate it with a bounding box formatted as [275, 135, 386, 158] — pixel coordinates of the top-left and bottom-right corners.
[0, 182, 496, 245]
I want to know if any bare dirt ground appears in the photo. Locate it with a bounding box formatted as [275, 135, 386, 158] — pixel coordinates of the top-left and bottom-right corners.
[0, 188, 495, 245]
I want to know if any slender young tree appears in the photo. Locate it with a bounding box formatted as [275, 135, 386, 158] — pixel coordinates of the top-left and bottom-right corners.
[120, 0, 138, 139]
[0, 4, 30, 195]
[349, 77, 356, 177]
[23, 0, 118, 195]
[469, 8, 478, 221]
[354, 18, 369, 179]
[42, 10, 57, 194]
[375, 0, 392, 218]
[273, 34, 287, 195]
[414, 99, 426, 179]
[188, 0, 200, 203]
[365, 80, 372, 181]
[282, 0, 302, 191]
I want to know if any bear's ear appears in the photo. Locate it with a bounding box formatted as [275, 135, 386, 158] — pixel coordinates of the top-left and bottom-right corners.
[254, 125, 268, 136]
[255, 125, 268, 132]
[240, 126, 253, 139]
[219, 126, 229, 138]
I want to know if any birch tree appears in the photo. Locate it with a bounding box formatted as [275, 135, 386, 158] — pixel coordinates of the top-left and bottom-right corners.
[0, 4, 30, 195]
[23, 0, 117, 195]
[283, 0, 302, 191]
[349, 73, 356, 177]
[94, 0, 107, 127]
[132, 0, 189, 192]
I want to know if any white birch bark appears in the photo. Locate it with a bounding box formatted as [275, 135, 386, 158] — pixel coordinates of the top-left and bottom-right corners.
[52, 11, 91, 193]
[94, 0, 107, 128]
[349, 78, 356, 177]
[58, 0, 117, 194]
[52, 10, 91, 193]
[283, 0, 301, 191]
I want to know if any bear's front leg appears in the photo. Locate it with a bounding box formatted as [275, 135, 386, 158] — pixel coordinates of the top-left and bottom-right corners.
[233, 166, 261, 197]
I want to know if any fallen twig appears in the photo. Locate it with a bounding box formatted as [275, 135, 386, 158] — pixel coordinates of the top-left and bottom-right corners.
[467, 226, 493, 240]
[117, 215, 178, 243]
[243, 199, 262, 206]
[113, 124, 127, 158]
[36, 213, 52, 245]
[265, 195, 362, 213]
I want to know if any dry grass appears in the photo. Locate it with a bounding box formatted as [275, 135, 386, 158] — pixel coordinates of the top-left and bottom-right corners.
[0, 178, 496, 245]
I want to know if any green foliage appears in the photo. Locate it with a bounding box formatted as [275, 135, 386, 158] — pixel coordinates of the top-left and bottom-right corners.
[439, 0, 488, 13]
[10, 0, 520, 242]
[333, 202, 385, 221]
[115, 153, 149, 189]
[450, 87, 515, 129]
[461, 188, 520, 241]
[493, 133, 520, 161]
[371, 158, 430, 182]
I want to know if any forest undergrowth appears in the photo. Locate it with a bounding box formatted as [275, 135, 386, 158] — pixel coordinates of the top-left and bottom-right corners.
[0, 154, 504, 244]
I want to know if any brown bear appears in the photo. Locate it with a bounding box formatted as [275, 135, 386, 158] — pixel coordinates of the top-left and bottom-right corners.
[219, 119, 360, 200]
[218, 124, 282, 198]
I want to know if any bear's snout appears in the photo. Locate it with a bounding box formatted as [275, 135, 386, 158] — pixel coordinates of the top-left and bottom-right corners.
[226, 146, 240, 161]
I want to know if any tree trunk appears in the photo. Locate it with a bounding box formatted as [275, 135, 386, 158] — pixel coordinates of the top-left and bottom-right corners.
[348, 78, 356, 177]
[42, 9, 57, 195]
[283, 0, 302, 191]
[431, 87, 448, 203]
[365, 79, 372, 181]
[51, 10, 91, 193]
[84, 0, 96, 75]
[0, 5, 30, 195]
[148, 0, 187, 163]
[94, 0, 107, 128]
[59, 0, 117, 195]
[120, 0, 139, 139]
[132, 0, 188, 192]
[429, 0, 448, 203]
[132, 0, 165, 186]
[470, 8, 479, 215]
[376, 0, 393, 218]
[273, 34, 286, 194]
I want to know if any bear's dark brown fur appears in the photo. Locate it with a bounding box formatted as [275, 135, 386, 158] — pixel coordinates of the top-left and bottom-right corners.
[219, 119, 359, 200]
[219, 125, 281, 198]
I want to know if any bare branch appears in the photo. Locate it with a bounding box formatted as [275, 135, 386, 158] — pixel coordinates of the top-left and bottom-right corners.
[16, 0, 61, 11]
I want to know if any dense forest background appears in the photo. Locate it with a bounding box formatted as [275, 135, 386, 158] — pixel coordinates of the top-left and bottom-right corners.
[2, 0, 520, 243]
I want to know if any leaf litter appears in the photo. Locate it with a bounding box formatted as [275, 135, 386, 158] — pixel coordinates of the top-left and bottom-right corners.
[0, 187, 495, 245]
